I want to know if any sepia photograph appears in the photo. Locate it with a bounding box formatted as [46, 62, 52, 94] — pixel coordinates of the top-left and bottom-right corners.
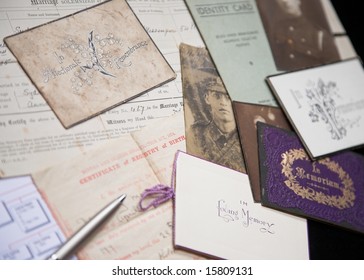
[257, 0, 340, 71]
[233, 102, 291, 202]
[180, 43, 246, 173]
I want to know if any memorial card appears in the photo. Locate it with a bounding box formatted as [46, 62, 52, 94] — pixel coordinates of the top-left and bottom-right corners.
[4, 0, 175, 128]
[174, 151, 309, 260]
[258, 123, 364, 234]
[266, 58, 364, 159]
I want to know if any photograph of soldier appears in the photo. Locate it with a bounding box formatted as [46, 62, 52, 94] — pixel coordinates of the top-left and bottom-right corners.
[257, 0, 340, 71]
[179, 43, 246, 173]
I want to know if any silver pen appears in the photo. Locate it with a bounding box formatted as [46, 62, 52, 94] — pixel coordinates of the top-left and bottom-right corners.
[49, 194, 126, 260]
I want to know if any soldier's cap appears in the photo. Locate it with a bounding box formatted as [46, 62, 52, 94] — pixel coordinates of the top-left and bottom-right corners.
[197, 67, 226, 93]
[206, 78, 226, 93]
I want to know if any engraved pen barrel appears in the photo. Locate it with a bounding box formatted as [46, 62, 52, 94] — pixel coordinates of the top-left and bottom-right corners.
[49, 194, 126, 260]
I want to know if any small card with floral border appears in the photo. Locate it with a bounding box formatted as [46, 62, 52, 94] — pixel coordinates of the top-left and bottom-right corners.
[4, 0, 175, 128]
[258, 122, 364, 234]
[266, 58, 364, 159]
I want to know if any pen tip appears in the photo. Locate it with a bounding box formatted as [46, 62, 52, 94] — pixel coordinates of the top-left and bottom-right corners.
[119, 194, 126, 202]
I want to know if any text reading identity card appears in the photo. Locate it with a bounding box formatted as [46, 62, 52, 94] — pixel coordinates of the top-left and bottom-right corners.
[174, 151, 309, 260]
[258, 123, 364, 234]
[4, 0, 175, 128]
[266, 58, 364, 159]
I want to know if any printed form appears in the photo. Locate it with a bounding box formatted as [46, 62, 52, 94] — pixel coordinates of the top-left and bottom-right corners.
[32, 114, 201, 259]
[0, 0, 203, 260]
[0, 0, 204, 177]
[0, 175, 66, 260]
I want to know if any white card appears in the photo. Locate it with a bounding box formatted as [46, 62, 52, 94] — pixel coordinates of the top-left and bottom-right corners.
[173, 151, 309, 260]
[267, 58, 364, 159]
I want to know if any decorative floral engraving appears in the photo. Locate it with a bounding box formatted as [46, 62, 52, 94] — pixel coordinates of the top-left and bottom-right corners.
[306, 79, 348, 140]
[41, 30, 149, 95]
[281, 148, 355, 209]
[61, 31, 122, 93]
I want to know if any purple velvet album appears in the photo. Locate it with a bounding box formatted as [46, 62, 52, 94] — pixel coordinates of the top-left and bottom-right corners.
[258, 122, 364, 234]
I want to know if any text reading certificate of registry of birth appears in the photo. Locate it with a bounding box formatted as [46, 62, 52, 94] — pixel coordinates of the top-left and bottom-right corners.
[0, 0, 204, 177]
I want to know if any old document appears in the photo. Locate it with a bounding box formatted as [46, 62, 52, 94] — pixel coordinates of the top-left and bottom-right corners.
[32, 114, 200, 259]
[5, 0, 176, 128]
[0, 0, 203, 177]
[0, 175, 66, 260]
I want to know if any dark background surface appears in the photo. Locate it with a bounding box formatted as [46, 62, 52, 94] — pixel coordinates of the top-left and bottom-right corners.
[307, 0, 364, 260]
[331, 1, 363, 58]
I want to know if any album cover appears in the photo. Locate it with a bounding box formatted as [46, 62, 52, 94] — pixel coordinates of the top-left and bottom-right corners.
[4, 0, 175, 128]
[266, 58, 364, 159]
[258, 122, 364, 234]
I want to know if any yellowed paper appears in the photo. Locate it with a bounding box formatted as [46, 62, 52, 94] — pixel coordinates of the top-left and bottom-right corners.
[32, 114, 200, 259]
[4, 0, 175, 128]
[180, 44, 246, 174]
[0, 0, 203, 178]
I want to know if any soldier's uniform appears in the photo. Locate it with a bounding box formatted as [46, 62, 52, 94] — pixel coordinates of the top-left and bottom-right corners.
[271, 17, 340, 71]
[187, 120, 246, 173]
